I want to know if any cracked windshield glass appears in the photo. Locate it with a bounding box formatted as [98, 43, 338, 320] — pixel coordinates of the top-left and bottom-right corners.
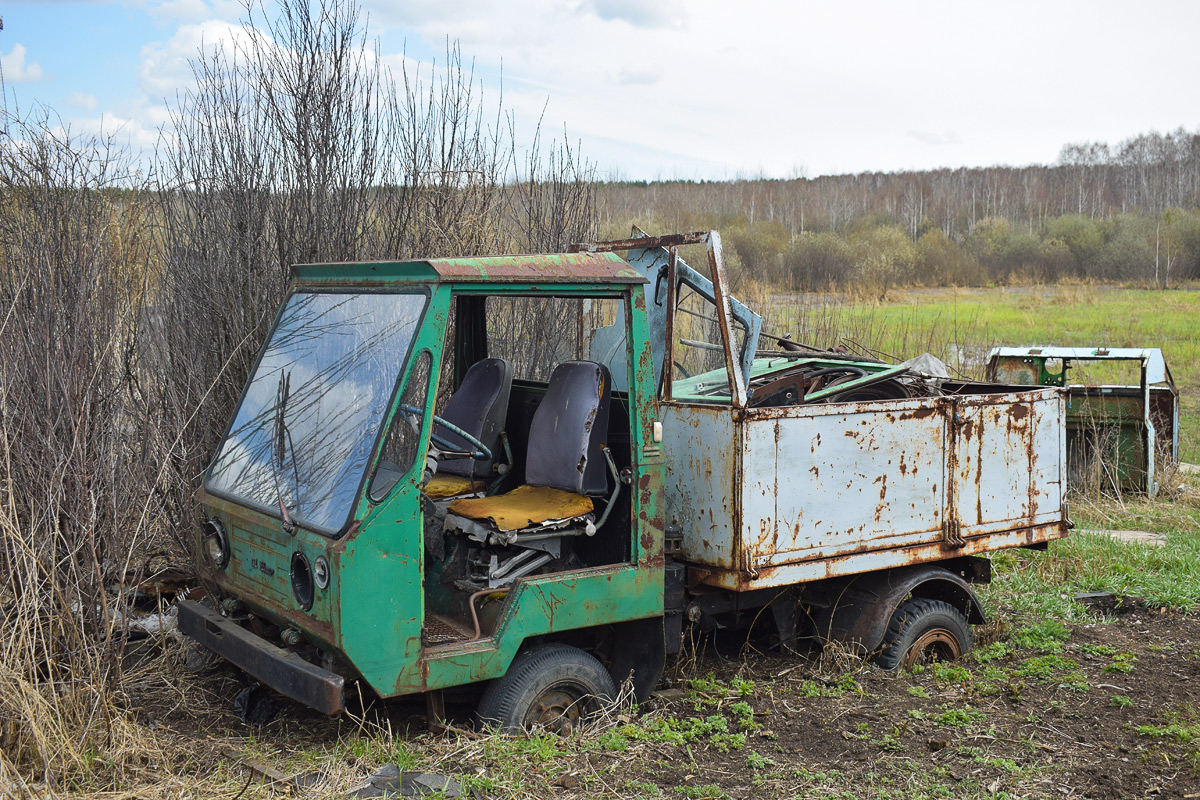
[206, 292, 427, 534]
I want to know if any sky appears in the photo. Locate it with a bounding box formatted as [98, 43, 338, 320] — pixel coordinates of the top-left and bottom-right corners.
[2, 0, 1198, 181]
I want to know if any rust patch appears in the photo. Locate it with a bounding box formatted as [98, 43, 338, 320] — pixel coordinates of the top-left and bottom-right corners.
[898, 405, 939, 421]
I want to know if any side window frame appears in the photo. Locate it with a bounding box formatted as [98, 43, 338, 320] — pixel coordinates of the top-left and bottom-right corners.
[367, 349, 434, 502]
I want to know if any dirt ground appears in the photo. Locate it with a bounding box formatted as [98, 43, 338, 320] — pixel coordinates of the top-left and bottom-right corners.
[148, 606, 1200, 800]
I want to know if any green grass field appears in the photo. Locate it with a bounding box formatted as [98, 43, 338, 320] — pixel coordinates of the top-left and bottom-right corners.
[755, 284, 1200, 462]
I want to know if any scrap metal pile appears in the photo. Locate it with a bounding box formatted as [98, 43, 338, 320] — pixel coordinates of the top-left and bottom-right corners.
[746, 333, 958, 408]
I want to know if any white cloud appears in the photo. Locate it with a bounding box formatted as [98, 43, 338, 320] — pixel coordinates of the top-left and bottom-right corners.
[45, 110, 163, 162]
[364, 0, 490, 27]
[1, 44, 46, 83]
[138, 19, 249, 97]
[908, 130, 963, 147]
[11, 0, 1195, 183]
[146, 0, 218, 23]
[587, 0, 686, 29]
[612, 63, 662, 86]
[64, 91, 98, 112]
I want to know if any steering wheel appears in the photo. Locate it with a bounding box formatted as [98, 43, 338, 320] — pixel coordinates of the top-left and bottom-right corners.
[398, 404, 492, 460]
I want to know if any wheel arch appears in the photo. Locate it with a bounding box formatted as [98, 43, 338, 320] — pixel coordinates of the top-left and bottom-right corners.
[806, 560, 987, 656]
[510, 616, 665, 704]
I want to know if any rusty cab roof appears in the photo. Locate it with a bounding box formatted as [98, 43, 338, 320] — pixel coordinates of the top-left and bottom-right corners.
[291, 252, 647, 288]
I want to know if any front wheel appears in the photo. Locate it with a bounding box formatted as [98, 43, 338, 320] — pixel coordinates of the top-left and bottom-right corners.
[874, 598, 972, 671]
[477, 644, 617, 734]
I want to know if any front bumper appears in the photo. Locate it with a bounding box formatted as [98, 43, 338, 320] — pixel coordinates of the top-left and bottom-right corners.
[178, 600, 345, 715]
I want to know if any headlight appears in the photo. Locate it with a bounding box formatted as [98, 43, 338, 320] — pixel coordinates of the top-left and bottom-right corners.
[313, 556, 330, 589]
[203, 518, 229, 570]
[291, 552, 314, 611]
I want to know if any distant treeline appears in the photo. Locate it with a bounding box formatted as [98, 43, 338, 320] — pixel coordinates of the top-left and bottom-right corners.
[598, 128, 1200, 290]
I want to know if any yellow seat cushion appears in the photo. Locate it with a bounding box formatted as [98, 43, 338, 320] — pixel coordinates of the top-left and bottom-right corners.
[424, 474, 486, 500]
[447, 485, 594, 532]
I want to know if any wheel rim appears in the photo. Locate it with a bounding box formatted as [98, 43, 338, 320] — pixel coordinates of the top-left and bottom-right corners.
[902, 627, 964, 670]
[521, 682, 592, 733]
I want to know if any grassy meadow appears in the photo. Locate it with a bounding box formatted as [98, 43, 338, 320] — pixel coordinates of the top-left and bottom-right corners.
[749, 283, 1200, 462]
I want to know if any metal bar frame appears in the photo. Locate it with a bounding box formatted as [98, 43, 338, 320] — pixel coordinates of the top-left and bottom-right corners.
[576, 230, 748, 406]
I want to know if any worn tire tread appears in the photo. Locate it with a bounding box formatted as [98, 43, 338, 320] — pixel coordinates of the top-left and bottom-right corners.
[874, 597, 971, 672]
[477, 644, 616, 733]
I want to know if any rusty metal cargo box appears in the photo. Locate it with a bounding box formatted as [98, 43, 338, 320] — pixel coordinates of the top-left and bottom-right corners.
[662, 388, 1067, 591]
[574, 229, 1070, 594]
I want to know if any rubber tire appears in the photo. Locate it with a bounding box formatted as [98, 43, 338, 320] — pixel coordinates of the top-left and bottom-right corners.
[873, 597, 972, 671]
[477, 644, 617, 734]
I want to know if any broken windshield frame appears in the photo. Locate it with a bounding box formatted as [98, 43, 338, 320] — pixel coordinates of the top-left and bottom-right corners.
[205, 290, 430, 537]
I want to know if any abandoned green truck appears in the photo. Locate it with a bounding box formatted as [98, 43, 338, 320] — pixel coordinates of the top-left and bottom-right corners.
[179, 231, 1069, 731]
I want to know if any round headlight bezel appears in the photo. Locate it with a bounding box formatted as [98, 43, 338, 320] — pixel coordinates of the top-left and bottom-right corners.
[313, 556, 330, 590]
[290, 552, 314, 611]
[203, 518, 229, 570]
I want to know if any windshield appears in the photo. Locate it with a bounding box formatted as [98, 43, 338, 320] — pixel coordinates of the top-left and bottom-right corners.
[206, 291, 428, 535]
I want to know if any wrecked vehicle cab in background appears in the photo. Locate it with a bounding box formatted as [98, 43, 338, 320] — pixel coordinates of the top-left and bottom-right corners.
[986, 347, 1179, 496]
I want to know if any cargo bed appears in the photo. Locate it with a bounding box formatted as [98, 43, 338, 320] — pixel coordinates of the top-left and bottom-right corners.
[662, 387, 1067, 591]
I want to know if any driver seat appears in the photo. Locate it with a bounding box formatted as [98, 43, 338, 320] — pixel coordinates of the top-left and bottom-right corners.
[444, 361, 613, 566]
[423, 358, 513, 501]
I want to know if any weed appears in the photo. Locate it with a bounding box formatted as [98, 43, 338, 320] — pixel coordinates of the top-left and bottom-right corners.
[972, 642, 1011, 663]
[873, 726, 906, 752]
[600, 731, 629, 751]
[930, 663, 973, 685]
[1104, 652, 1137, 673]
[1111, 695, 1134, 707]
[624, 779, 663, 796]
[709, 732, 747, 753]
[1014, 620, 1071, 652]
[729, 701, 758, 729]
[934, 708, 987, 728]
[835, 673, 865, 695]
[1017, 654, 1081, 682]
[1138, 721, 1200, 742]
[907, 685, 932, 699]
[686, 673, 725, 709]
[745, 750, 775, 770]
[677, 783, 727, 799]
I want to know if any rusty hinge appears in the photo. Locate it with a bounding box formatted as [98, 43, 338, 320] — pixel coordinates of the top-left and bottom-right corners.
[942, 518, 966, 548]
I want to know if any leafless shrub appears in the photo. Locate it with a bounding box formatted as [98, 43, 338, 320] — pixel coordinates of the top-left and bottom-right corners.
[506, 120, 597, 253]
[0, 108, 164, 786]
[151, 0, 598, 566]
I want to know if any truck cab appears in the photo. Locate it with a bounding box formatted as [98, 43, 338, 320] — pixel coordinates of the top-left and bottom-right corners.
[182, 250, 668, 727]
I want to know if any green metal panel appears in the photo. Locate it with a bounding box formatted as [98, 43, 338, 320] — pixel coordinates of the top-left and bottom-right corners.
[292, 252, 646, 286]
[335, 285, 451, 692]
[412, 565, 663, 692]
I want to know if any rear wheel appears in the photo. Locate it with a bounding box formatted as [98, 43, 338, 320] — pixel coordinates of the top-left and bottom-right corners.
[874, 598, 971, 671]
[477, 644, 616, 734]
